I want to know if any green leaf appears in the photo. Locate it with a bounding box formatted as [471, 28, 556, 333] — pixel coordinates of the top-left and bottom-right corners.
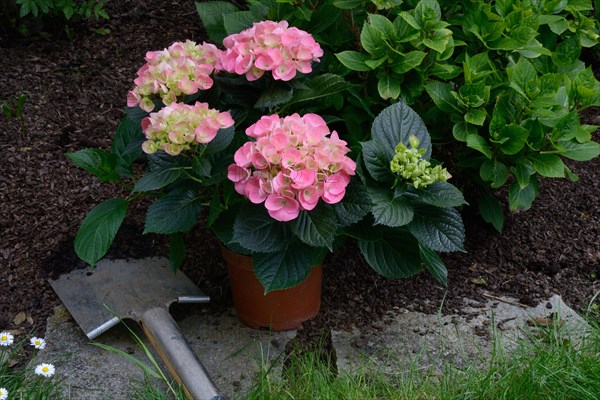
[513, 161, 535, 189]
[418, 181, 467, 208]
[223, 11, 256, 35]
[498, 124, 529, 155]
[529, 153, 565, 177]
[286, 74, 349, 106]
[360, 21, 386, 56]
[333, 182, 372, 227]
[74, 199, 128, 266]
[452, 122, 477, 142]
[66, 148, 120, 183]
[291, 207, 338, 250]
[169, 233, 185, 273]
[480, 159, 509, 188]
[425, 81, 462, 113]
[390, 51, 427, 74]
[419, 244, 448, 286]
[358, 229, 423, 278]
[195, 1, 239, 43]
[377, 74, 401, 100]
[557, 140, 600, 161]
[507, 57, 538, 98]
[466, 134, 492, 159]
[422, 27, 453, 53]
[369, 187, 415, 227]
[204, 125, 234, 155]
[144, 188, 202, 234]
[552, 36, 581, 67]
[133, 168, 183, 192]
[232, 205, 284, 253]
[508, 180, 537, 211]
[253, 240, 319, 292]
[361, 140, 395, 182]
[333, 0, 363, 9]
[255, 85, 293, 110]
[408, 206, 465, 252]
[111, 117, 143, 177]
[335, 51, 372, 72]
[371, 100, 432, 160]
[465, 108, 487, 126]
[478, 192, 504, 232]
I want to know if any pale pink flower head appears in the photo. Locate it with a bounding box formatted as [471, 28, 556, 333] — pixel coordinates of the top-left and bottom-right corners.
[127, 41, 221, 111]
[227, 113, 355, 222]
[219, 21, 323, 81]
[141, 101, 234, 155]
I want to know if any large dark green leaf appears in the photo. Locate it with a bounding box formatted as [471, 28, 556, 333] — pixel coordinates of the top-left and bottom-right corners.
[133, 168, 184, 192]
[232, 205, 284, 253]
[371, 100, 432, 160]
[254, 84, 294, 110]
[479, 192, 504, 232]
[508, 180, 538, 211]
[111, 117, 143, 177]
[557, 140, 600, 161]
[291, 207, 338, 250]
[66, 148, 120, 183]
[418, 182, 467, 208]
[529, 153, 565, 178]
[419, 244, 448, 286]
[369, 187, 414, 227]
[286, 74, 349, 107]
[223, 10, 256, 35]
[144, 188, 202, 234]
[253, 240, 320, 293]
[195, 1, 239, 43]
[169, 233, 185, 273]
[361, 140, 395, 182]
[204, 125, 235, 155]
[358, 229, 422, 278]
[333, 182, 372, 227]
[408, 206, 465, 252]
[425, 81, 462, 114]
[75, 199, 128, 266]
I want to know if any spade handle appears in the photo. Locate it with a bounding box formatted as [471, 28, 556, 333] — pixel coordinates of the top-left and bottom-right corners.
[140, 307, 224, 400]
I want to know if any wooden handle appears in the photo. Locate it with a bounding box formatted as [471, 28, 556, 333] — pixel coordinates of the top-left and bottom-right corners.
[140, 307, 224, 400]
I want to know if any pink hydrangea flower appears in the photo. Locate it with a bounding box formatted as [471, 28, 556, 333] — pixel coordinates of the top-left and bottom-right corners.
[127, 40, 222, 112]
[218, 21, 323, 82]
[227, 113, 355, 222]
[141, 101, 234, 156]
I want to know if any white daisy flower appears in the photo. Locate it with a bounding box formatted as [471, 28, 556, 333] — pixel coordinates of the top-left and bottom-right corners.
[0, 387, 8, 400]
[35, 363, 55, 377]
[30, 336, 46, 349]
[0, 332, 14, 346]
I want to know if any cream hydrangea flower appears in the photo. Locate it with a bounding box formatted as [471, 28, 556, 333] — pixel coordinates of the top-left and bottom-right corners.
[35, 363, 55, 377]
[30, 336, 46, 350]
[0, 332, 13, 346]
[0, 387, 8, 400]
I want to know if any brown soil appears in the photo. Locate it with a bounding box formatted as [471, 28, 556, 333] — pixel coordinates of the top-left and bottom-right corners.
[1, 1, 599, 349]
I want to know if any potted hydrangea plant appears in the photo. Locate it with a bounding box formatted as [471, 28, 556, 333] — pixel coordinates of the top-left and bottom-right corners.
[68, 17, 466, 330]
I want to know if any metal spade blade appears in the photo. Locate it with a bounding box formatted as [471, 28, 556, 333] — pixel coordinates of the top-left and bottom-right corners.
[49, 257, 225, 400]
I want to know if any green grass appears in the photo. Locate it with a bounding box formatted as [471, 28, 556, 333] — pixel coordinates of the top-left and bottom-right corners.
[243, 314, 600, 400]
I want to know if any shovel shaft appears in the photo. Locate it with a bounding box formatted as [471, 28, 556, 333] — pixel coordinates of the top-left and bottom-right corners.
[140, 307, 224, 400]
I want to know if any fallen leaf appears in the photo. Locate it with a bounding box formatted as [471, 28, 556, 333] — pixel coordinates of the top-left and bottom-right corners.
[470, 277, 487, 286]
[13, 311, 26, 325]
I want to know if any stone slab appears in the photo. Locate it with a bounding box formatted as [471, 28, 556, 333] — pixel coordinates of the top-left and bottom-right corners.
[331, 294, 591, 375]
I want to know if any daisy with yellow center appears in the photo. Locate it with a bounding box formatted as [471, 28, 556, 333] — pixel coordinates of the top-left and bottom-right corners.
[0, 332, 13, 346]
[30, 336, 46, 349]
[0, 387, 8, 400]
[35, 363, 55, 377]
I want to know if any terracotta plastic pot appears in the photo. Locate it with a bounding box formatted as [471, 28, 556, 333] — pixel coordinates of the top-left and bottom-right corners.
[220, 246, 322, 331]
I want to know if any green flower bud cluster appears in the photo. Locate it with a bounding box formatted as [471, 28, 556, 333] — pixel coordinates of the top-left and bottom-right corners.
[390, 135, 451, 189]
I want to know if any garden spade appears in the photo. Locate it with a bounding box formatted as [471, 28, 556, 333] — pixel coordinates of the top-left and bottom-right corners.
[49, 257, 225, 400]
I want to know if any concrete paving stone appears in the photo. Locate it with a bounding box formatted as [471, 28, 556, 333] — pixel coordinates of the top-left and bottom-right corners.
[331, 294, 591, 376]
[32, 305, 295, 399]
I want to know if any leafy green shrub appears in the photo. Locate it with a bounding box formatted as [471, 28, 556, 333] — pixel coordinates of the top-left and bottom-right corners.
[16, 0, 108, 20]
[203, 0, 600, 231]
